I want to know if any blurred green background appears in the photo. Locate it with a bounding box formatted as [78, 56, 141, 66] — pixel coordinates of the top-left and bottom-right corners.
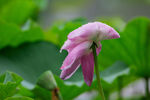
[0, 0, 150, 100]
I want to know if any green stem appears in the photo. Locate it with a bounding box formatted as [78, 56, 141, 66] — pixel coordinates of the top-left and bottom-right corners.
[145, 77, 150, 99]
[92, 43, 105, 100]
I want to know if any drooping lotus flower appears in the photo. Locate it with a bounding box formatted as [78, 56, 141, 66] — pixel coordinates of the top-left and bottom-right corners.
[60, 22, 120, 86]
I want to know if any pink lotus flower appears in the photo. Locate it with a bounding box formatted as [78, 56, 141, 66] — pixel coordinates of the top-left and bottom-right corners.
[60, 22, 120, 86]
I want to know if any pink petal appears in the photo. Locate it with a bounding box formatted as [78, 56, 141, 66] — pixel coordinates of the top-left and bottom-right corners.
[60, 39, 81, 53]
[60, 41, 92, 70]
[100, 28, 120, 40]
[60, 39, 73, 52]
[80, 52, 94, 86]
[60, 59, 80, 80]
[68, 22, 99, 41]
[60, 41, 92, 80]
[67, 22, 120, 42]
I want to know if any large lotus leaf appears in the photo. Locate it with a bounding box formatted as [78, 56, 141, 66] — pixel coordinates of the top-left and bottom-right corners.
[101, 61, 130, 84]
[0, 42, 66, 84]
[121, 17, 150, 77]
[0, 0, 36, 25]
[0, 0, 10, 9]
[0, 19, 44, 49]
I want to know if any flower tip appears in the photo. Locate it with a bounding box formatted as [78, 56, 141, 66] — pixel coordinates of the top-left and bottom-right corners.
[60, 74, 65, 80]
[115, 33, 120, 38]
[111, 33, 120, 39]
[60, 74, 69, 80]
[60, 70, 70, 80]
[85, 81, 92, 86]
[60, 65, 65, 70]
[60, 47, 64, 53]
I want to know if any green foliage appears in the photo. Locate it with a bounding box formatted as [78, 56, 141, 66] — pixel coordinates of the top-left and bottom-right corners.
[121, 17, 150, 77]
[0, 0, 37, 25]
[0, 19, 44, 49]
[0, 42, 66, 83]
[101, 61, 130, 84]
[55, 75, 95, 100]
[53, 61, 131, 100]
[1, 16, 148, 99]
[17, 85, 34, 98]
[5, 96, 33, 100]
[33, 0, 49, 10]
[32, 86, 51, 100]
[0, 0, 10, 9]
[0, 71, 23, 100]
[0, 0, 149, 99]
[100, 17, 150, 77]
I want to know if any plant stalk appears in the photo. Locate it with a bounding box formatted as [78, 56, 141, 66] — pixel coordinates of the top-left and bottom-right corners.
[51, 88, 63, 100]
[92, 43, 105, 100]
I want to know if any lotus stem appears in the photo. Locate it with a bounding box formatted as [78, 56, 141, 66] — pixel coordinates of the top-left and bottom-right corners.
[92, 43, 105, 100]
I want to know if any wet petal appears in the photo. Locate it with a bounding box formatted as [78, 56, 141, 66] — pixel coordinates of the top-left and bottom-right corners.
[60, 41, 92, 70]
[80, 52, 94, 86]
[68, 22, 99, 41]
[67, 22, 120, 42]
[60, 59, 80, 80]
[60, 39, 81, 53]
[97, 22, 120, 40]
